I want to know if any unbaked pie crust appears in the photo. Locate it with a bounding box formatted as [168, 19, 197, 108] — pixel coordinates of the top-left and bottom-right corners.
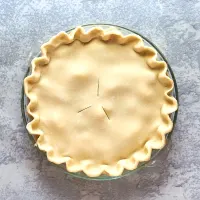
[24, 27, 178, 177]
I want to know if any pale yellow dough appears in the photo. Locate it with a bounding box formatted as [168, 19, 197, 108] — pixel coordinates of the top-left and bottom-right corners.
[24, 27, 178, 177]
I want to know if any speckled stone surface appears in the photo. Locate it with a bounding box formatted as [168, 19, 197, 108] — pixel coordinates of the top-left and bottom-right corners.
[0, 0, 200, 199]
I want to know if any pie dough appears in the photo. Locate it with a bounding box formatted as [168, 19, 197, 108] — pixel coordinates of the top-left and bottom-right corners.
[24, 27, 178, 177]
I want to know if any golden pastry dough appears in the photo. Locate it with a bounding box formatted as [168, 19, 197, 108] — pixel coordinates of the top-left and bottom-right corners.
[24, 27, 178, 177]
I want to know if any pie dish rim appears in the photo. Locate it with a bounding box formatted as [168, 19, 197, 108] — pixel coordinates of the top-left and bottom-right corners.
[22, 24, 179, 180]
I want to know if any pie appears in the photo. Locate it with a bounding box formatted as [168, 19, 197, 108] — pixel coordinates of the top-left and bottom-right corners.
[24, 27, 178, 177]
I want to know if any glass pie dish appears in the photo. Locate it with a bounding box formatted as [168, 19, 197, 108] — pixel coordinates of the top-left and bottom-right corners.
[21, 24, 179, 180]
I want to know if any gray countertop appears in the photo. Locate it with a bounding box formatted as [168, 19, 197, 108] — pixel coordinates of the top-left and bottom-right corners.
[0, 0, 200, 199]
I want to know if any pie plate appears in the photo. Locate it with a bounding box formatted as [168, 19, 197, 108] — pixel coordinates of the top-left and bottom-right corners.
[21, 24, 178, 180]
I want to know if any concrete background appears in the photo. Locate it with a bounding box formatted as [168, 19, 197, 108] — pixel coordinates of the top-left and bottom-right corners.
[0, 0, 200, 199]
